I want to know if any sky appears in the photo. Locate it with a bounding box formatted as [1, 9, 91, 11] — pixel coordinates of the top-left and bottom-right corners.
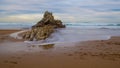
[0, 0, 120, 23]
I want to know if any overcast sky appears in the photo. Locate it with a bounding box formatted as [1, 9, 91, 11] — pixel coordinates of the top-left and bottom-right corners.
[0, 0, 120, 23]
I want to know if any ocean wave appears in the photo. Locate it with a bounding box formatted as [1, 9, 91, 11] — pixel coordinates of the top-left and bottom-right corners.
[64, 23, 119, 26]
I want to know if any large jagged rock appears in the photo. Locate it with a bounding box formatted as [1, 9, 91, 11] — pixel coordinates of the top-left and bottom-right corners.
[22, 11, 65, 41]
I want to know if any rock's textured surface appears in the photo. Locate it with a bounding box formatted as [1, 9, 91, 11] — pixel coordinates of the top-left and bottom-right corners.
[22, 11, 65, 41]
[23, 25, 54, 41]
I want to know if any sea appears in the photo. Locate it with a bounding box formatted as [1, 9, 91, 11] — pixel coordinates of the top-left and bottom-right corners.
[3, 22, 120, 45]
[0, 22, 120, 29]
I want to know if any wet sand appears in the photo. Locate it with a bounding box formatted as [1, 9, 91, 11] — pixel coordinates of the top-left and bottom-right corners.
[0, 30, 120, 68]
[0, 30, 24, 43]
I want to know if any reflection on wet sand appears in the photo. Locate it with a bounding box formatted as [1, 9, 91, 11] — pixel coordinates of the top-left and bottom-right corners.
[38, 44, 55, 49]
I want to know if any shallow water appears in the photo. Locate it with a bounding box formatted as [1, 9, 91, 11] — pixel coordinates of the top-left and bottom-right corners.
[19, 27, 120, 45]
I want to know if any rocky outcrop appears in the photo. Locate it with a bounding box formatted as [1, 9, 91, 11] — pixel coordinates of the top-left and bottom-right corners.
[22, 25, 54, 41]
[32, 11, 65, 28]
[22, 11, 65, 41]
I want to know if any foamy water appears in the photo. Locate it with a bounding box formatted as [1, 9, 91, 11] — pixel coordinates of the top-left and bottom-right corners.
[10, 27, 120, 45]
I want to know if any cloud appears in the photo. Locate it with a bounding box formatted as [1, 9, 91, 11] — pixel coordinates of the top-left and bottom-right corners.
[0, 0, 120, 23]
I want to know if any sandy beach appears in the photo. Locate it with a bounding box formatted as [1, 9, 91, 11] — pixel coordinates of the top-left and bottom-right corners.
[0, 29, 120, 68]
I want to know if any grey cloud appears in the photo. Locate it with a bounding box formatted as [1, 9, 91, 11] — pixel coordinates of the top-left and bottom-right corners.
[0, 0, 120, 23]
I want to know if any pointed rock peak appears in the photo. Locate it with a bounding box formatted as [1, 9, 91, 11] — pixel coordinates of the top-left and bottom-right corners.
[44, 11, 52, 17]
[32, 11, 65, 28]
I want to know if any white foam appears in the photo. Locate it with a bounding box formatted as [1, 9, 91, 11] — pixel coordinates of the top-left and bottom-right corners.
[10, 30, 28, 39]
[10, 27, 120, 45]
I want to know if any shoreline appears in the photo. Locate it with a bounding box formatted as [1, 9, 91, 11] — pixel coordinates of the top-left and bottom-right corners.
[0, 29, 120, 68]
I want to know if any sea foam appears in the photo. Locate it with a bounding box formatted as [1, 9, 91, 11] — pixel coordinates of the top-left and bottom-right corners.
[10, 27, 120, 45]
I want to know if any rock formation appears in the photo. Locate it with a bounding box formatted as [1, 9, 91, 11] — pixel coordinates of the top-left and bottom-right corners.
[22, 11, 65, 41]
[32, 11, 65, 28]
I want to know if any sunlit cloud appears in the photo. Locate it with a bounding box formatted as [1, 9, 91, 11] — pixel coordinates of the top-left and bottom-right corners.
[0, 14, 43, 23]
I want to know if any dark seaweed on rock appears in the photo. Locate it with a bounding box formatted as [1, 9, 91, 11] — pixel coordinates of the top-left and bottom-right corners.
[22, 11, 65, 41]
